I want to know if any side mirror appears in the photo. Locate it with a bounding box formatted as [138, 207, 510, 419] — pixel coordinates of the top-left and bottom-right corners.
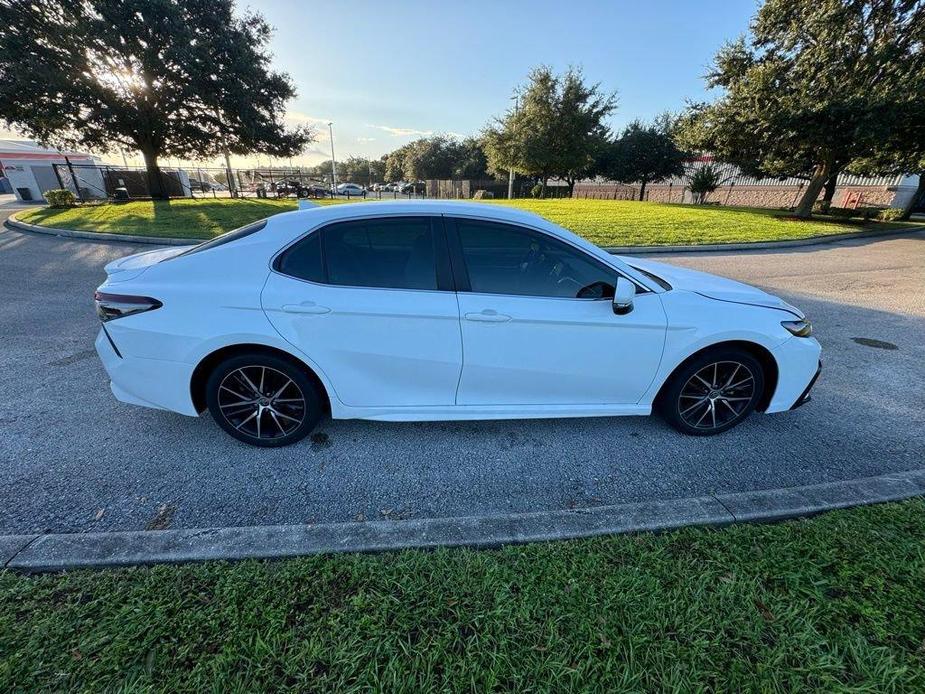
[613, 277, 636, 315]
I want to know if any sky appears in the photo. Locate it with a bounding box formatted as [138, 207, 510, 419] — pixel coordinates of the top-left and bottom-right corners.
[2, 0, 760, 168]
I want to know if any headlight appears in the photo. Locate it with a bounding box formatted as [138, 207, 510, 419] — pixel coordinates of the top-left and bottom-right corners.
[781, 319, 812, 337]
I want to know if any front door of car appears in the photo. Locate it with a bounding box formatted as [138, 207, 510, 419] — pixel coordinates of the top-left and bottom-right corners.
[448, 218, 667, 406]
[261, 216, 462, 407]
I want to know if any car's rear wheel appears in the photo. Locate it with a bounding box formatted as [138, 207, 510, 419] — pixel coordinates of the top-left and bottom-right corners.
[659, 348, 764, 436]
[205, 353, 322, 447]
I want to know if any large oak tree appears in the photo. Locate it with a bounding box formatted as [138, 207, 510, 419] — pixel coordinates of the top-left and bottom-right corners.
[0, 0, 312, 198]
[601, 115, 687, 201]
[682, 0, 925, 218]
[483, 67, 616, 197]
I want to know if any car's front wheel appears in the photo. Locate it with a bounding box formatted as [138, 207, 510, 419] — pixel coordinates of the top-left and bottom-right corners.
[205, 353, 322, 447]
[659, 348, 765, 436]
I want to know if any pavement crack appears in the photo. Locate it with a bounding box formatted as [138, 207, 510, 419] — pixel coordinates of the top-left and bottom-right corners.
[710, 494, 738, 522]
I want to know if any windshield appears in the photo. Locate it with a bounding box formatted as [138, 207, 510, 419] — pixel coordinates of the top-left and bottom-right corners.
[629, 265, 672, 291]
[173, 220, 268, 258]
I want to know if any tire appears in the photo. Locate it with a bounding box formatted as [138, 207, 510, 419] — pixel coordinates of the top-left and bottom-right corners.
[658, 348, 765, 436]
[205, 353, 323, 447]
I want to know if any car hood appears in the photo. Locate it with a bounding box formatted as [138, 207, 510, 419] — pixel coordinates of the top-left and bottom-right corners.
[103, 245, 196, 282]
[622, 256, 804, 318]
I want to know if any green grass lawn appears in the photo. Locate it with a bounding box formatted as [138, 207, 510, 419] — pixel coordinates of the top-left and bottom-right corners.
[2, 500, 925, 690]
[17, 197, 916, 246]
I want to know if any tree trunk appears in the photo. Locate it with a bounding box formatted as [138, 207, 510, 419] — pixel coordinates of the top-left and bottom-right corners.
[639, 179, 647, 201]
[541, 177, 548, 199]
[822, 167, 839, 205]
[794, 161, 832, 218]
[141, 146, 168, 200]
[899, 172, 924, 221]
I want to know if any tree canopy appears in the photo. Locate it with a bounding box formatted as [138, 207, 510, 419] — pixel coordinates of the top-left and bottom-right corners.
[0, 0, 312, 197]
[600, 115, 687, 200]
[382, 135, 490, 182]
[681, 0, 925, 217]
[483, 67, 616, 196]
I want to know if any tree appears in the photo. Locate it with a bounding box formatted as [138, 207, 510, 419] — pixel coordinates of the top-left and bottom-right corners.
[483, 66, 616, 197]
[380, 135, 490, 182]
[687, 163, 726, 204]
[338, 156, 385, 185]
[0, 0, 312, 198]
[681, 0, 925, 218]
[601, 114, 687, 201]
[451, 137, 490, 179]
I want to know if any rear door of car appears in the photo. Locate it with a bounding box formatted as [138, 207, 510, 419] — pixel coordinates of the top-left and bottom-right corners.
[261, 215, 462, 407]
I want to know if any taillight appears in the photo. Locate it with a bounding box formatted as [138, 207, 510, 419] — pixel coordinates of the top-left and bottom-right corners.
[94, 291, 163, 322]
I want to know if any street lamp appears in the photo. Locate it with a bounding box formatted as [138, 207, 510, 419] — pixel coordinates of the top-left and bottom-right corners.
[507, 94, 519, 200]
[327, 121, 337, 192]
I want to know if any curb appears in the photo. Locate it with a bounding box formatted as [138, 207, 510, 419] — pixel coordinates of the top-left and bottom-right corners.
[3, 469, 923, 572]
[7, 210, 923, 254]
[4, 211, 197, 246]
[603, 225, 925, 254]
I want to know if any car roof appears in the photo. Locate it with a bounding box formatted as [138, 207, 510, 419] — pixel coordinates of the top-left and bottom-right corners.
[247, 200, 661, 293]
[272, 200, 552, 229]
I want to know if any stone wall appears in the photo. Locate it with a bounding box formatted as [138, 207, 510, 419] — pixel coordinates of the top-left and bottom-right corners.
[572, 182, 902, 209]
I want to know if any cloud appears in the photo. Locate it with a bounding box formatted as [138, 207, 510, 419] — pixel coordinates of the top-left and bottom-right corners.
[285, 110, 331, 126]
[367, 124, 434, 137]
[356, 137, 376, 143]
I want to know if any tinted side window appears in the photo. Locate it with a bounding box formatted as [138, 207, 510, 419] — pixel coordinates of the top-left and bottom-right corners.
[323, 218, 437, 290]
[276, 230, 324, 282]
[455, 221, 615, 299]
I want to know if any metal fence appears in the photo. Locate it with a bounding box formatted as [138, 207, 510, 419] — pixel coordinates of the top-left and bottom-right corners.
[47, 162, 587, 203]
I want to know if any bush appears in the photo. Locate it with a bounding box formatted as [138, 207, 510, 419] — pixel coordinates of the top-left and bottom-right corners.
[825, 206, 862, 219]
[472, 190, 494, 200]
[43, 189, 76, 208]
[813, 200, 831, 214]
[530, 184, 544, 199]
[877, 207, 906, 222]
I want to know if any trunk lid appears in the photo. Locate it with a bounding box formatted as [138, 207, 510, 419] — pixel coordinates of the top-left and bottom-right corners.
[103, 245, 196, 282]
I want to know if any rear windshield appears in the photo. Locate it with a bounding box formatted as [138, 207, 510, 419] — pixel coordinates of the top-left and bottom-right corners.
[174, 220, 268, 258]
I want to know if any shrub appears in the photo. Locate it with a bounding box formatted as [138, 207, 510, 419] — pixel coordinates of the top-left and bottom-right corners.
[44, 189, 76, 208]
[472, 190, 494, 200]
[687, 164, 725, 204]
[530, 183, 544, 199]
[813, 200, 831, 214]
[877, 207, 906, 222]
[825, 206, 862, 219]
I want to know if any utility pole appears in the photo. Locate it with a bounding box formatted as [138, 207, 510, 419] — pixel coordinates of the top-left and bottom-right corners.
[507, 94, 519, 200]
[327, 122, 337, 192]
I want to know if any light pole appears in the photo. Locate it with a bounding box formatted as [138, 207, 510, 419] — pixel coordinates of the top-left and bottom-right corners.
[507, 94, 519, 200]
[327, 121, 337, 192]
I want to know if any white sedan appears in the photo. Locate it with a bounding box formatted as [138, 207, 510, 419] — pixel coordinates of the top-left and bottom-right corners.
[94, 201, 821, 447]
[335, 183, 366, 197]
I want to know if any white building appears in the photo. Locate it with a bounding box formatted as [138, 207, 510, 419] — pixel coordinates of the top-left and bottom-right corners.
[0, 140, 106, 202]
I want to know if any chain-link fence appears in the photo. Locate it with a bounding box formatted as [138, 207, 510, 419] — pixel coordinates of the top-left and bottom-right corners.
[45, 162, 583, 203]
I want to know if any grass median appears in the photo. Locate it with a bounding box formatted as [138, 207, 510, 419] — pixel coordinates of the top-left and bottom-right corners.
[2, 499, 925, 690]
[16, 197, 916, 247]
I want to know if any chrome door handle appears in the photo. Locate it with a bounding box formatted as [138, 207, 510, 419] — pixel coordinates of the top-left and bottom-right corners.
[464, 310, 512, 323]
[282, 303, 331, 315]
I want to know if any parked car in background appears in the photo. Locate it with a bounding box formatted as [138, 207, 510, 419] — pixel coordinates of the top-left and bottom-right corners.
[336, 183, 366, 197]
[94, 201, 821, 447]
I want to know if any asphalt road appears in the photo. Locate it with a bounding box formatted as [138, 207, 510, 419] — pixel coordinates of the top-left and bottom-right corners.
[1, 217, 923, 535]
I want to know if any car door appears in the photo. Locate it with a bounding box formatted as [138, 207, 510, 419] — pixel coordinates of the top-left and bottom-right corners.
[261, 215, 462, 407]
[448, 217, 667, 406]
